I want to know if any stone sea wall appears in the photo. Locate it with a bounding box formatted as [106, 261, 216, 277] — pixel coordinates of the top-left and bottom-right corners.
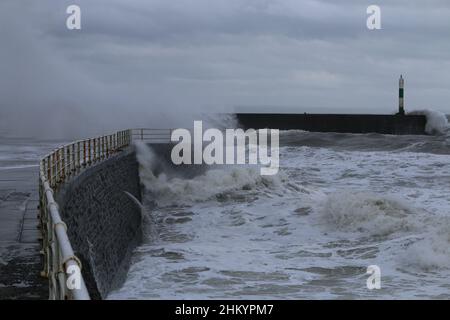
[55, 148, 142, 299]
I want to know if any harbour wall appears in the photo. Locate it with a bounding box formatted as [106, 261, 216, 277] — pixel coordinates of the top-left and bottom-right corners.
[236, 113, 427, 135]
[54, 148, 142, 299]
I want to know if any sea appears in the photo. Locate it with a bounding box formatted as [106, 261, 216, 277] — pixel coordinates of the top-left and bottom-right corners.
[109, 110, 450, 299]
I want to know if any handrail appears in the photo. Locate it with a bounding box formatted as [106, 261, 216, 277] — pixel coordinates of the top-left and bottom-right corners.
[39, 129, 132, 300]
[38, 128, 172, 299]
[130, 128, 172, 142]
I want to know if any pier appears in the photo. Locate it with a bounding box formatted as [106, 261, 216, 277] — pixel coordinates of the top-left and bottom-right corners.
[0, 166, 47, 299]
[235, 113, 427, 135]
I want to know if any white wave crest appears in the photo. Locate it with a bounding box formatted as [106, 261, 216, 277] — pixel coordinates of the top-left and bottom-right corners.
[320, 191, 415, 236]
[401, 221, 450, 270]
[408, 109, 449, 134]
[135, 141, 287, 206]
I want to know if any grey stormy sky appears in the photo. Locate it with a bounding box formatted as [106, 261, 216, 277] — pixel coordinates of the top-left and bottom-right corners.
[1, 0, 450, 138]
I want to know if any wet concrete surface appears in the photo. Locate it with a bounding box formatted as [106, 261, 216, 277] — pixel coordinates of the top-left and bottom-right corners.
[0, 166, 48, 299]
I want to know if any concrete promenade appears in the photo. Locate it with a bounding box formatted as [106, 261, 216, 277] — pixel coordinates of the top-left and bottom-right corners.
[0, 166, 47, 299]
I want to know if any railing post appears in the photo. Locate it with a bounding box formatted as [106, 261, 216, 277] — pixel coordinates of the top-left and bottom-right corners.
[76, 141, 81, 173]
[106, 136, 109, 157]
[100, 136, 105, 160]
[66, 146, 71, 179]
[141, 128, 143, 140]
[61, 148, 66, 183]
[71, 144, 76, 174]
[55, 149, 60, 185]
[93, 138, 97, 163]
[47, 156, 51, 185]
[97, 137, 101, 161]
[83, 140, 87, 167]
[52, 152, 57, 188]
[88, 139, 91, 165]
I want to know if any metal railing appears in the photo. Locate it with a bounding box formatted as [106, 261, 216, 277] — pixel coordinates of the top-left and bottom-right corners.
[130, 128, 172, 143]
[38, 128, 173, 299]
[39, 129, 131, 300]
[41, 130, 132, 189]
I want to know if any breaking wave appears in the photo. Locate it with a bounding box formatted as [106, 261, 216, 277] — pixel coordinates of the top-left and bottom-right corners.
[401, 220, 450, 271]
[408, 109, 449, 134]
[320, 191, 416, 237]
[135, 141, 288, 206]
[319, 190, 450, 271]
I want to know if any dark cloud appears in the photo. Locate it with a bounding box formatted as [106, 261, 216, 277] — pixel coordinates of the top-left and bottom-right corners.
[1, 0, 450, 138]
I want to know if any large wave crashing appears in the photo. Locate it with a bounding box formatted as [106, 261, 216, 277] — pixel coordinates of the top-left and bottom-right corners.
[135, 141, 289, 206]
[408, 109, 449, 134]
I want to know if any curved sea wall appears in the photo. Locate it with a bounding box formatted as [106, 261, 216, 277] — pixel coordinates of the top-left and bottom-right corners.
[54, 148, 142, 299]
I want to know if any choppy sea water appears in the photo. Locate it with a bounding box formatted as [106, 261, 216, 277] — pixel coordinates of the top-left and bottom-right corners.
[109, 115, 450, 300]
[0, 137, 63, 171]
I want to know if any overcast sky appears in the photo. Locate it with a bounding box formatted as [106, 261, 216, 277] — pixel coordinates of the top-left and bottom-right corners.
[1, 0, 450, 137]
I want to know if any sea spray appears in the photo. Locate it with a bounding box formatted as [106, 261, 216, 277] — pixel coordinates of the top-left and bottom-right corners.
[134, 140, 288, 206]
[409, 109, 449, 134]
[401, 219, 450, 270]
[123, 190, 159, 241]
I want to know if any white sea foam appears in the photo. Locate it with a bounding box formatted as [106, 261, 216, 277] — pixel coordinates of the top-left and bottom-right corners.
[320, 191, 416, 237]
[135, 140, 288, 206]
[409, 109, 449, 134]
[401, 220, 450, 270]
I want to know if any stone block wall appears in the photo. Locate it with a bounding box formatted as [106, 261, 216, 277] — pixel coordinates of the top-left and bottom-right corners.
[55, 148, 142, 299]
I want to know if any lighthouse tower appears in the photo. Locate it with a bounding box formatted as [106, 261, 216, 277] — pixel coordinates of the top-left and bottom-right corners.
[398, 75, 405, 115]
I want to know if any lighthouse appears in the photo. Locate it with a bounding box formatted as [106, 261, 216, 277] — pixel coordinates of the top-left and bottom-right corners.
[398, 75, 405, 115]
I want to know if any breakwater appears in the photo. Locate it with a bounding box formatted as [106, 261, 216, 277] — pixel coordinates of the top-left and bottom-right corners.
[236, 113, 427, 135]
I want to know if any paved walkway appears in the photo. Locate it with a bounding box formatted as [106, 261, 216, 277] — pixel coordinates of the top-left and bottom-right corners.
[0, 166, 47, 299]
